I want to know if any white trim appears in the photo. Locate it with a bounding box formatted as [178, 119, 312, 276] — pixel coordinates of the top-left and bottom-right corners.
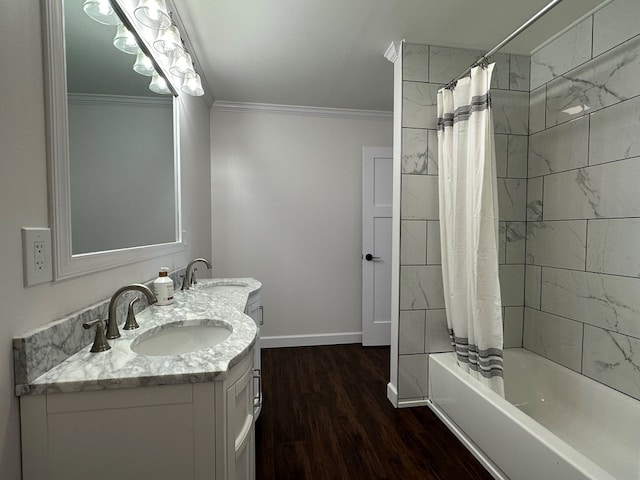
[384, 41, 403, 63]
[530, 0, 614, 54]
[42, 0, 69, 280]
[388, 41, 403, 403]
[427, 399, 508, 480]
[211, 101, 392, 121]
[67, 93, 173, 107]
[397, 398, 430, 408]
[386, 382, 398, 407]
[260, 332, 362, 349]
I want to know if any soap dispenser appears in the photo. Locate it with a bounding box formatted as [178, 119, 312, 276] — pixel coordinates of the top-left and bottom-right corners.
[152, 267, 174, 305]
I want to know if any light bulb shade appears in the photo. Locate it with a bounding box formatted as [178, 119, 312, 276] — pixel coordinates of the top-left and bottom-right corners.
[149, 72, 172, 94]
[133, 52, 155, 76]
[134, 0, 171, 30]
[181, 72, 204, 96]
[83, 0, 121, 26]
[153, 25, 182, 56]
[113, 25, 139, 54]
[169, 50, 193, 78]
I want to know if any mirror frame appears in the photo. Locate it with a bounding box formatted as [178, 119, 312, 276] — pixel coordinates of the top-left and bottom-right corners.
[42, 0, 184, 280]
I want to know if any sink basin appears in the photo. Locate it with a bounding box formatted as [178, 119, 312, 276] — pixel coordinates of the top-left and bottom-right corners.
[131, 320, 232, 356]
[199, 280, 249, 290]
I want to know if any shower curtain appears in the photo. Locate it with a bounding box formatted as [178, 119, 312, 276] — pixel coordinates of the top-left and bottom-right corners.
[437, 63, 504, 394]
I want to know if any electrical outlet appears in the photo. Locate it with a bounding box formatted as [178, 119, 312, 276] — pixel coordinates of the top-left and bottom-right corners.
[34, 241, 45, 271]
[22, 228, 53, 287]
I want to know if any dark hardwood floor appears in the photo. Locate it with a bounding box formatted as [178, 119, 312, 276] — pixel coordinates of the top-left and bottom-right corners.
[255, 344, 494, 480]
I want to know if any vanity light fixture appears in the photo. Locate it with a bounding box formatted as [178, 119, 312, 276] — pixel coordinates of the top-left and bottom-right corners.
[149, 71, 172, 94]
[113, 24, 139, 54]
[101, 0, 206, 97]
[169, 49, 194, 78]
[133, 51, 155, 76]
[153, 24, 182, 56]
[83, 0, 121, 26]
[181, 71, 204, 97]
[134, 0, 172, 30]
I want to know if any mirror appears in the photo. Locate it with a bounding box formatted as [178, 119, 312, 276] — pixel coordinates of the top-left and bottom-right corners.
[43, 0, 184, 279]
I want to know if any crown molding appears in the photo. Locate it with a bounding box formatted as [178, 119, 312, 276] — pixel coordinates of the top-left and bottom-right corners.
[384, 41, 403, 63]
[211, 101, 392, 120]
[68, 93, 173, 107]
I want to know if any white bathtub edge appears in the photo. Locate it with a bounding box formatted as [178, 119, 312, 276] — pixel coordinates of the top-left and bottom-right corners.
[427, 399, 508, 480]
[429, 351, 619, 480]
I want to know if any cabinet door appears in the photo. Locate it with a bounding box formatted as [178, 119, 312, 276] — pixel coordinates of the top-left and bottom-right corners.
[226, 364, 255, 480]
[22, 385, 197, 480]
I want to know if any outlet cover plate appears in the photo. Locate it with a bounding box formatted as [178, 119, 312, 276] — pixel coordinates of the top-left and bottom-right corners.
[22, 227, 53, 287]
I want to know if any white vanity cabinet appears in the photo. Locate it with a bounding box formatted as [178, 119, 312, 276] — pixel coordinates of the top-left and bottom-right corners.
[19, 352, 255, 480]
[244, 292, 262, 419]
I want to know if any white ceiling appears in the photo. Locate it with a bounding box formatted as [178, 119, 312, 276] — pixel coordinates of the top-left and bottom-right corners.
[175, 0, 605, 111]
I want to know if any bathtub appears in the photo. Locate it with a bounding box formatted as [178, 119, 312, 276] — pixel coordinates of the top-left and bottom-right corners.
[428, 348, 640, 480]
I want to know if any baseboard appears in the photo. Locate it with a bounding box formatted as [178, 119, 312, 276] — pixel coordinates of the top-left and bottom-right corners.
[387, 383, 431, 409]
[260, 332, 362, 348]
[427, 400, 507, 480]
[397, 398, 430, 408]
[386, 383, 398, 407]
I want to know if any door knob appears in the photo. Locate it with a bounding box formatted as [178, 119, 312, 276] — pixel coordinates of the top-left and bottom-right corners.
[364, 253, 381, 261]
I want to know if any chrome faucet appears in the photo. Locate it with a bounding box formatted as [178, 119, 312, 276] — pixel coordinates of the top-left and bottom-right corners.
[181, 258, 212, 290]
[106, 284, 158, 339]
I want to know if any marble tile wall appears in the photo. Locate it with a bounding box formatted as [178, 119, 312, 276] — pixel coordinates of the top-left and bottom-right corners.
[525, 0, 640, 401]
[398, 43, 529, 401]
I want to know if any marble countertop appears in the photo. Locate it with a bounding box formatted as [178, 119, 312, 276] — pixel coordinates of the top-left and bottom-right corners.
[16, 278, 261, 396]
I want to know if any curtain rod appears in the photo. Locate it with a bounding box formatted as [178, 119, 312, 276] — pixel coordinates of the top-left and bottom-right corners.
[444, 0, 564, 89]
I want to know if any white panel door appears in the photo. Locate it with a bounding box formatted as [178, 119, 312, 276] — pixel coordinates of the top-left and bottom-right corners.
[362, 147, 393, 346]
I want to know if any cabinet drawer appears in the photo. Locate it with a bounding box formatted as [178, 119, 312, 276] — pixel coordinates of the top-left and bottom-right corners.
[47, 384, 193, 413]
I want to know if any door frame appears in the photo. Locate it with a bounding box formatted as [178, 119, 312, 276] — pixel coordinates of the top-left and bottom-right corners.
[362, 146, 393, 346]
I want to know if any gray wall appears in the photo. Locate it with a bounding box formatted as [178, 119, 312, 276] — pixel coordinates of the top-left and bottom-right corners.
[210, 106, 392, 345]
[0, 3, 212, 478]
[525, 0, 640, 401]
